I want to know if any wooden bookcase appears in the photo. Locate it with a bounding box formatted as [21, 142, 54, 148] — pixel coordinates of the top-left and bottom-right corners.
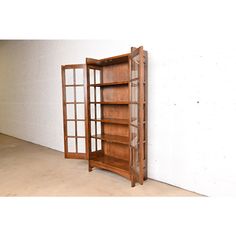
[61, 46, 147, 187]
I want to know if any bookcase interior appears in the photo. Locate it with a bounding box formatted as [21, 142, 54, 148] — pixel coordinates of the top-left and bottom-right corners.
[88, 55, 130, 179]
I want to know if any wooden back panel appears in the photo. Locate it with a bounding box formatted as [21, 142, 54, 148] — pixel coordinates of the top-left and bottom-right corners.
[101, 63, 129, 161]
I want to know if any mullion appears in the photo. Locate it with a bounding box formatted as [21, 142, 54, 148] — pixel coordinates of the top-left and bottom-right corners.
[73, 69, 78, 153]
[138, 49, 145, 183]
[62, 68, 68, 154]
[128, 57, 132, 178]
[100, 69, 104, 153]
[130, 123, 138, 128]
[137, 65, 140, 169]
[94, 69, 98, 151]
[66, 102, 84, 104]
[67, 136, 85, 138]
[66, 119, 85, 121]
[65, 84, 84, 87]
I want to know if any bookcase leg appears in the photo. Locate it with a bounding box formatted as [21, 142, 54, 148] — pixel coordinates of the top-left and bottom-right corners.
[139, 177, 144, 185]
[89, 166, 93, 172]
[131, 175, 135, 187]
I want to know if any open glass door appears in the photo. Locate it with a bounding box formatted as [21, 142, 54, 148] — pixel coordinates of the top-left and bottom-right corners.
[86, 64, 103, 171]
[129, 46, 146, 186]
[61, 64, 88, 159]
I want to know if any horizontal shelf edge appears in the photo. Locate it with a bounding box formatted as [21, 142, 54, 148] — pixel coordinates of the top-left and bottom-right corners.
[90, 81, 129, 87]
[91, 134, 129, 145]
[90, 118, 129, 125]
[90, 102, 129, 105]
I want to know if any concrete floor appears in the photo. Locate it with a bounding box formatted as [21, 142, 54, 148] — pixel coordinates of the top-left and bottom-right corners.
[0, 134, 200, 196]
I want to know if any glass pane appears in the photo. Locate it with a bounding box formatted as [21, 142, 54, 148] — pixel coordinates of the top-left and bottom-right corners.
[68, 138, 76, 152]
[131, 54, 140, 79]
[131, 80, 138, 103]
[131, 126, 138, 147]
[95, 70, 101, 84]
[96, 87, 101, 102]
[90, 104, 95, 119]
[76, 87, 84, 102]
[76, 104, 84, 119]
[96, 121, 101, 134]
[75, 68, 83, 85]
[77, 121, 85, 136]
[91, 138, 96, 152]
[89, 69, 94, 84]
[91, 121, 95, 136]
[66, 87, 74, 102]
[130, 49, 143, 181]
[77, 138, 85, 153]
[96, 104, 101, 119]
[65, 69, 74, 85]
[134, 147, 139, 168]
[130, 104, 138, 126]
[97, 139, 101, 150]
[67, 121, 75, 136]
[90, 87, 94, 102]
[66, 104, 75, 119]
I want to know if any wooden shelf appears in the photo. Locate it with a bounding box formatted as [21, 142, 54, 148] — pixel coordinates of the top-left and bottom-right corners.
[90, 81, 128, 87]
[90, 118, 129, 125]
[130, 77, 146, 85]
[90, 101, 129, 105]
[90, 154, 130, 179]
[91, 134, 129, 145]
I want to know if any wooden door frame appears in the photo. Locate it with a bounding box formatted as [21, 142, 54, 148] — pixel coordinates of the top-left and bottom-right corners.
[130, 46, 146, 186]
[61, 64, 88, 159]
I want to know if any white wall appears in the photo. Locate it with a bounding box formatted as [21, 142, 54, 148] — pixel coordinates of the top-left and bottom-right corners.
[1, 40, 236, 196]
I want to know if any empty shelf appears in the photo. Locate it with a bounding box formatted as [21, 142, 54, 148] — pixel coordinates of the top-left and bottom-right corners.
[91, 134, 129, 145]
[90, 154, 130, 178]
[90, 81, 129, 87]
[90, 101, 129, 105]
[90, 118, 129, 125]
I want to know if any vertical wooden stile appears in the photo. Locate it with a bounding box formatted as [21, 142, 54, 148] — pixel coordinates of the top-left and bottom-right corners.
[73, 69, 78, 153]
[61, 64, 87, 159]
[94, 69, 97, 151]
[144, 51, 148, 180]
[84, 64, 90, 161]
[138, 46, 145, 184]
[61, 66, 68, 156]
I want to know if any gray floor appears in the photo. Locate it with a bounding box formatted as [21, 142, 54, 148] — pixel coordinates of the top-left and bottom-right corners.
[0, 134, 200, 196]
